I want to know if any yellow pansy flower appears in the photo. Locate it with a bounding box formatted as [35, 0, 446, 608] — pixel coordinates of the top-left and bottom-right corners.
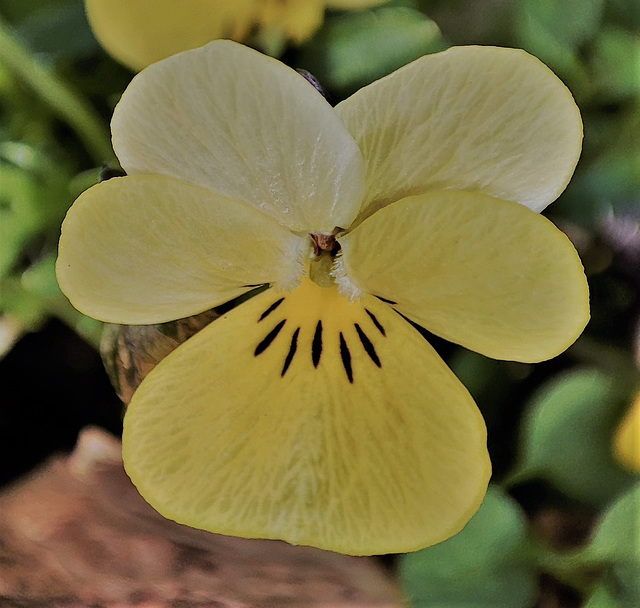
[614, 392, 640, 473]
[56, 41, 589, 555]
[85, 0, 388, 71]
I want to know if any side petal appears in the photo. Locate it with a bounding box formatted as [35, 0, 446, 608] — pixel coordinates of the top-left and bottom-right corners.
[123, 279, 490, 556]
[338, 190, 589, 363]
[336, 46, 583, 221]
[56, 175, 306, 324]
[85, 0, 257, 71]
[112, 40, 365, 233]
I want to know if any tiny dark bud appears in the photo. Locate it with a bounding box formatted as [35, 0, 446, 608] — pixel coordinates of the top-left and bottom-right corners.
[296, 69, 332, 104]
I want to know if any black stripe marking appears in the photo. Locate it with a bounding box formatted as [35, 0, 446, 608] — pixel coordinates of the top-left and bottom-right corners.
[312, 321, 323, 368]
[365, 308, 386, 336]
[376, 295, 397, 305]
[339, 332, 353, 383]
[259, 297, 285, 322]
[281, 328, 300, 377]
[354, 324, 381, 367]
[254, 320, 286, 356]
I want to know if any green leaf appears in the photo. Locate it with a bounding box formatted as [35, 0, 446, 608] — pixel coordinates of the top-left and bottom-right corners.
[0, 0, 69, 24]
[400, 485, 537, 608]
[0, 254, 103, 349]
[509, 368, 637, 506]
[557, 103, 640, 225]
[517, 0, 605, 48]
[587, 483, 640, 566]
[0, 143, 77, 277]
[583, 581, 622, 608]
[583, 483, 640, 608]
[514, 0, 600, 99]
[606, 0, 640, 30]
[590, 27, 640, 100]
[0, 162, 43, 277]
[0, 275, 48, 330]
[16, 1, 97, 62]
[296, 6, 446, 98]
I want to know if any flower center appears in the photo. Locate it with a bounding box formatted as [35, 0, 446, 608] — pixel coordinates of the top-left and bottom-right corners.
[309, 232, 341, 288]
[310, 232, 340, 256]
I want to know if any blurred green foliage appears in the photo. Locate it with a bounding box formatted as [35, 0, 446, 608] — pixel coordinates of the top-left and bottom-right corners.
[0, 0, 638, 606]
[583, 483, 640, 607]
[510, 368, 637, 506]
[404, 481, 640, 608]
[296, 3, 447, 98]
[402, 486, 538, 608]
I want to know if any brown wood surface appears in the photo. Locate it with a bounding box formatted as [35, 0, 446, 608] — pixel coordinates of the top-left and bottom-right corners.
[0, 428, 403, 608]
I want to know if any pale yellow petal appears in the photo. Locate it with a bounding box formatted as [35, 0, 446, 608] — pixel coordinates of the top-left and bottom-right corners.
[85, 0, 257, 71]
[336, 46, 583, 221]
[123, 278, 490, 555]
[112, 40, 365, 233]
[338, 190, 589, 363]
[56, 175, 306, 324]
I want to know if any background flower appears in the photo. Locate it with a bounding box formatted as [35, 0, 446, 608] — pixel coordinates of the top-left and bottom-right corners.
[84, 0, 389, 70]
[614, 391, 640, 472]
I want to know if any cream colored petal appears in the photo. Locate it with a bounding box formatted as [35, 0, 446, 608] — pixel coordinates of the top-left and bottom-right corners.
[338, 190, 589, 363]
[85, 0, 258, 71]
[123, 278, 490, 555]
[56, 175, 306, 324]
[112, 40, 365, 233]
[336, 46, 583, 221]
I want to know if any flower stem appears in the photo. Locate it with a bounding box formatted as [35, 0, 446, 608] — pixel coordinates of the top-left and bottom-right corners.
[0, 13, 114, 164]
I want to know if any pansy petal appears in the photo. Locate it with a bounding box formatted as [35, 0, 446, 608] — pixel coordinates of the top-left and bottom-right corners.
[338, 190, 589, 363]
[56, 175, 306, 324]
[336, 46, 582, 220]
[112, 40, 365, 233]
[85, 0, 257, 71]
[123, 278, 490, 555]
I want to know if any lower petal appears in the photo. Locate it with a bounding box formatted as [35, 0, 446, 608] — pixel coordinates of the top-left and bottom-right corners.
[123, 278, 490, 555]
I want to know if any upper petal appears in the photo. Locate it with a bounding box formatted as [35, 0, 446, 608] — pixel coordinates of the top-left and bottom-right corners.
[336, 46, 583, 221]
[123, 278, 490, 555]
[112, 40, 366, 233]
[56, 175, 306, 324]
[85, 0, 258, 71]
[338, 190, 589, 363]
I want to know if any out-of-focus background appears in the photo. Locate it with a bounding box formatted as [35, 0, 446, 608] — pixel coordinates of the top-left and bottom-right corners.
[0, 0, 638, 607]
